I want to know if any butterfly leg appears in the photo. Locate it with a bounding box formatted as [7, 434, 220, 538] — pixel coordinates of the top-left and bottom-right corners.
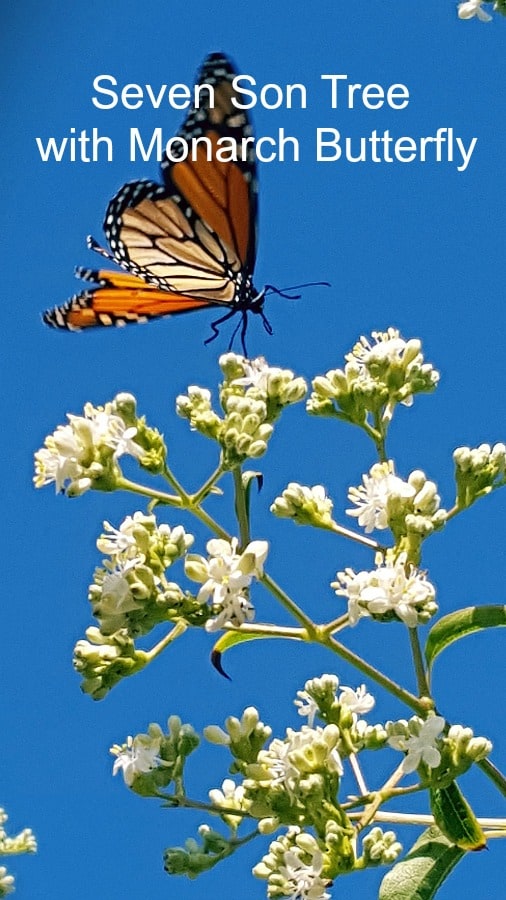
[205, 308, 238, 346]
[260, 310, 273, 337]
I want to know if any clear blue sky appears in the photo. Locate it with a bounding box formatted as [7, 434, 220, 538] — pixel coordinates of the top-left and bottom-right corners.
[2, 1, 504, 897]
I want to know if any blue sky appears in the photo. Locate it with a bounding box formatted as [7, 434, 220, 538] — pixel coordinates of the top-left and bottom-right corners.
[2, 1, 505, 897]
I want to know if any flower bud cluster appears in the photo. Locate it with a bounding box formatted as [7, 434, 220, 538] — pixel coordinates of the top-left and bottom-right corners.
[204, 706, 272, 766]
[347, 461, 446, 544]
[454, 442, 506, 508]
[307, 328, 439, 425]
[89, 513, 205, 637]
[208, 779, 251, 832]
[176, 355, 306, 469]
[73, 626, 146, 700]
[428, 724, 493, 787]
[164, 824, 233, 877]
[360, 827, 402, 866]
[34, 393, 166, 496]
[111, 716, 199, 797]
[270, 483, 334, 529]
[333, 551, 438, 628]
[185, 537, 268, 631]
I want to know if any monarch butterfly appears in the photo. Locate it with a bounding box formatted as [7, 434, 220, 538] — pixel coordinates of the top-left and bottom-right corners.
[42, 52, 302, 353]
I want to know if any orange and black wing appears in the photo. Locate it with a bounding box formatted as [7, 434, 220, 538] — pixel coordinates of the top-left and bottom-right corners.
[43, 268, 213, 330]
[44, 52, 258, 331]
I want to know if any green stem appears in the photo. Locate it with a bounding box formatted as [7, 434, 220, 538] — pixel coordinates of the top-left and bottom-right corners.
[190, 464, 224, 506]
[328, 521, 382, 551]
[361, 419, 383, 447]
[144, 620, 188, 663]
[192, 505, 232, 541]
[356, 761, 406, 832]
[233, 466, 251, 548]
[478, 758, 506, 797]
[373, 410, 388, 462]
[348, 810, 506, 832]
[408, 627, 431, 698]
[224, 623, 306, 640]
[260, 572, 317, 633]
[161, 794, 255, 820]
[116, 476, 182, 506]
[322, 634, 428, 714]
[321, 614, 350, 636]
[162, 463, 191, 503]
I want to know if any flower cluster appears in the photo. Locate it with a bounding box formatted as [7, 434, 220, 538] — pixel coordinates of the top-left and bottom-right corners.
[307, 328, 439, 425]
[185, 537, 268, 631]
[454, 442, 506, 508]
[111, 716, 199, 797]
[34, 393, 165, 497]
[176, 354, 306, 468]
[152, 672, 493, 892]
[270, 484, 334, 529]
[253, 827, 332, 900]
[0, 808, 37, 897]
[90, 512, 199, 636]
[347, 460, 446, 544]
[333, 551, 438, 628]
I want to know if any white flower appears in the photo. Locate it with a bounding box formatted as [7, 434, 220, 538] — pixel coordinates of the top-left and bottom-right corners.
[95, 557, 143, 618]
[279, 846, 331, 900]
[111, 727, 163, 786]
[229, 355, 274, 391]
[458, 0, 493, 21]
[388, 716, 445, 774]
[347, 461, 415, 532]
[185, 537, 268, 631]
[338, 683, 375, 717]
[295, 690, 320, 727]
[334, 552, 437, 628]
[34, 402, 143, 495]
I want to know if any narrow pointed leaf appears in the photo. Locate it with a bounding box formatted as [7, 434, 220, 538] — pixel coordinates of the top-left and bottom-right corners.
[211, 630, 302, 678]
[241, 470, 263, 521]
[379, 826, 465, 900]
[425, 605, 506, 672]
[429, 781, 486, 851]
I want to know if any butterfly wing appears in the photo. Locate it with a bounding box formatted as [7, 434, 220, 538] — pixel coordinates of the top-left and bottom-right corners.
[44, 52, 258, 331]
[43, 268, 213, 330]
[164, 51, 257, 275]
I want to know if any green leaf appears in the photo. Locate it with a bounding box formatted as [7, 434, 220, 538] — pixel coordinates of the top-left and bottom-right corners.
[379, 826, 465, 900]
[429, 781, 486, 851]
[211, 629, 302, 678]
[241, 470, 263, 520]
[425, 605, 506, 672]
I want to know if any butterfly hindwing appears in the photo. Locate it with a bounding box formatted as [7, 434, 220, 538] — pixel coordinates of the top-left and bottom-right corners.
[42, 268, 214, 330]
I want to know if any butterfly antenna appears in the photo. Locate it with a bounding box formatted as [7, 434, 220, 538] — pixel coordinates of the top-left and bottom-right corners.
[86, 235, 116, 264]
[264, 281, 331, 301]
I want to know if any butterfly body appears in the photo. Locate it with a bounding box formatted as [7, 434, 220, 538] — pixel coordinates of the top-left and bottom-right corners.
[43, 53, 270, 351]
